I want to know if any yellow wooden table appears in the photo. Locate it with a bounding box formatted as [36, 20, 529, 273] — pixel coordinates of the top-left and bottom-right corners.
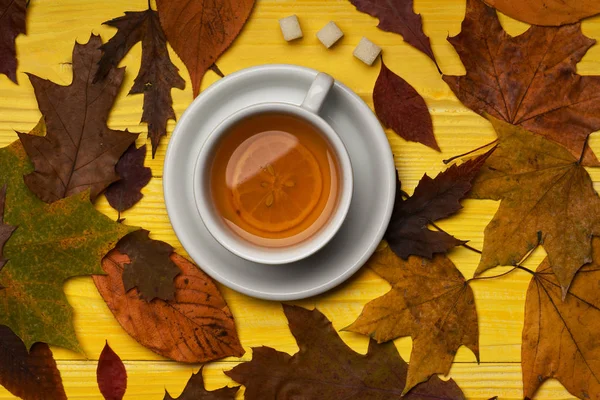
[2, 0, 597, 398]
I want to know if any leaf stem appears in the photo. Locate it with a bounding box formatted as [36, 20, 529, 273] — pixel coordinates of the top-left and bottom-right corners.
[443, 140, 498, 165]
[148, 0, 152, 10]
[429, 221, 481, 254]
[466, 267, 518, 283]
[578, 134, 590, 165]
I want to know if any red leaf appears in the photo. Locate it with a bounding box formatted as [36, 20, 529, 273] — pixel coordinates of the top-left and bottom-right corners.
[97, 342, 127, 400]
[0, 0, 26, 83]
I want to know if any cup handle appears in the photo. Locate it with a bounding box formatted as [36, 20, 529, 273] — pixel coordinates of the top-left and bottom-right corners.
[300, 72, 335, 114]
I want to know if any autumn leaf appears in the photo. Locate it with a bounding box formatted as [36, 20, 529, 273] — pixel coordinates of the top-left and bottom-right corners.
[522, 239, 600, 399]
[18, 34, 138, 203]
[0, 0, 26, 83]
[346, 246, 478, 393]
[156, 0, 255, 97]
[95, 8, 185, 157]
[164, 367, 238, 400]
[469, 116, 600, 297]
[94, 250, 244, 363]
[374, 59, 438, 151]
[483, 0, 600, 26]
[443, 0, 600, 165]
[0, 185, 16, 271]
[349, 0, 439, 72]
[105, 144, 152, 217]
[385, 149, 492, 259]
[0, 140, 136, 352]
[227, 304, 466, 399]
[0, 325, 66, 400]
[117, 229, 180, 302]
[97, 342, 127, 400]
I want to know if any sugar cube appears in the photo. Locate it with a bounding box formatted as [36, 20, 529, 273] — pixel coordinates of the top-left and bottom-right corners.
[317, 21, 344, 49]
[279, 15, 303, 42]
[353, 37, 382, 66]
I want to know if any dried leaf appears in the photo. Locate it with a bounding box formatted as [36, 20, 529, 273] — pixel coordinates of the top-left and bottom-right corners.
[0, 326, 66, 400]
[470, 117, 600, 297]
[117, 229, 180, 302]
[385, 149, 492, 259]
[105, 144, 151, 215]
[0, 140, 135, 353]
[484, 0, 600, 26]
[97, 342, 127, 400]
[0, 0, 26, 83]
[164, 367, 238, 400]
[349, 0, 439, 72]
[374, 59, 438, 151]
[18, 34, 138, 203]
[443, 0, 600, 166]
[0, 185, 16, 271]
[227, 304, 466, 399]
[346, 246, 478, 393]
[93, 251, 244, 363]
[95, 9, 185, 157]
[522, 239, 600, 398]
[156, 0, 255, 97]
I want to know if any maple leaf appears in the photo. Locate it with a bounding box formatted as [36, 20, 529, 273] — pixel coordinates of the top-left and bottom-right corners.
[94, 250, 244, 363]
[155, 0, 255, 97]
[104, 144, 152, 217]
[346, 245, 479, 393]
[0, 325, 66, 400]
[0, 140, 136, 352]
[483, 0, 600, 26]
[374, 59, 439, 151]
[117, 229, 180, 302]
[349, 0, 440, 72]
[18, 34, 138, 203]
[164, 367, 238, 400]
[443, 0, 600, 166]
[95, 9, 185, 158]
[0, 0, 26, 83]
[469, 116, 600, 297]
[522, 239, 600, 399]
[385, 149, 492, 259]
[0, 185, 16, 271]
[227, 304, 466, 399]
[97, 342, 127, 400]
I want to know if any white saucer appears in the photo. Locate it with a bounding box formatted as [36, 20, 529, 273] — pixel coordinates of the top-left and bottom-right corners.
[163, 65, 396, 301]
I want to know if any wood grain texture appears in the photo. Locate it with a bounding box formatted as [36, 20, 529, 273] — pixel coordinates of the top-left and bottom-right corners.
[0, 0, 596, 397]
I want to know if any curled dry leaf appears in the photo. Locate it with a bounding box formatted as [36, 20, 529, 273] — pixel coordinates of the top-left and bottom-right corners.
[484, 0, 600, 26]
[346, 245, 479, 393]
[156, 0, 255, 97]
[0, 0, 26, 83]
[164, 367, 238, 400]
[443, 0, 600, 166]
[0, 184, 16, 271]
[97, 342, 127, 400]
[469, 117, 600, 297]
[94, 251, 244, 363]
[227, 304, 466, 399]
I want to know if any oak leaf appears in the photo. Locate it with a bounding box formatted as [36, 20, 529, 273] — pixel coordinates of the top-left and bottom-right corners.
[0, 0, 26, 83]
[0, 185, 16, 271]
[93, 250, 244, 363]
[385, 149, 491, 259]
[97, 342, 127, 400]
[0, 325, 66, 400]
[105, 144, 151, 216]
[443, 0, 600, 165]
[469, 117, 600, 297]
[484, 0, 600, 26]
[164, 367, 238, 400]
[95, 9, 185, 157]
[18, 34, 138, 203]
[346, 246, 479, 393]
[374, 59, 438, 151]
[227, 304, 466, 399]
[155, 0, 255, 97]
[0, 140, 135, 353]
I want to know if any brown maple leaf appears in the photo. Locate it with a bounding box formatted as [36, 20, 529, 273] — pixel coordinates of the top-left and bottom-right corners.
[97, 342, 127, 400]
[156, 0, 255, 97]
[522, 239, 600, 399]
[164, 367, 238, 400]
[227, 304, 466, 399]
[116, 229, 180, 302]
[346, 245, 479, 393]
[0, 185, 16, 271]
[374, 59, 439, 151]
[443, 0, 600, 166]
[95, 8, 185, 157]
[349, 0, 439, 72]
[469, 116, 600, 297]
[18, 34, 138, 203]
[385, 149, 492, 259]
[0, 0, 26, 83]
[484, 0, 600, 26]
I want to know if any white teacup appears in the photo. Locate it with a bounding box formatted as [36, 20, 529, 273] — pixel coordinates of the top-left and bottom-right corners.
[193, 73, 353, 265]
